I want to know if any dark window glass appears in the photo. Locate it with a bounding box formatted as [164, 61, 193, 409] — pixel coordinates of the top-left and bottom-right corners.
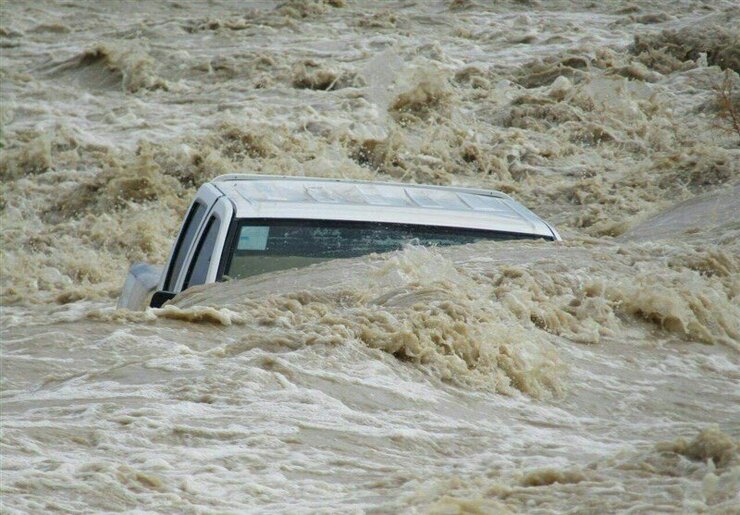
[184, 216, 220, 289]
[225, 219, 547, 280]
[165, 201, 206, 291]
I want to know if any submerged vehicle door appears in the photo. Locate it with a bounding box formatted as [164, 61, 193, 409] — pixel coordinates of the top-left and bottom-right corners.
[150, 184, 232, 307]
[175, 194, 233, 293]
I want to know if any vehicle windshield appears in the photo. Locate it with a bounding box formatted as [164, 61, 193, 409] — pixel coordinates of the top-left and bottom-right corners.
[223, 219, 549, 280]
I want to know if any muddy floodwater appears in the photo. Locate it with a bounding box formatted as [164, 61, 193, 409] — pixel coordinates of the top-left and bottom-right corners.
[1, 0, 739, 513]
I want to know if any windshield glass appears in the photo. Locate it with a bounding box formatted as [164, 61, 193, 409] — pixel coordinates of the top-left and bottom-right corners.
[223, 219, 549, 280]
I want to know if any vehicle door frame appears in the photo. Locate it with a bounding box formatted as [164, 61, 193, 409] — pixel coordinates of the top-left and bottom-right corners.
[175, 194, 234, 292]
[157, 183, 223, 293]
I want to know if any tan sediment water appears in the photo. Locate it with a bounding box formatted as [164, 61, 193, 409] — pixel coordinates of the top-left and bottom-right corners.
[1, 0, 738, 512]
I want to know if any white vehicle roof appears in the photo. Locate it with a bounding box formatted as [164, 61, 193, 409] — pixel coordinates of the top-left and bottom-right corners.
[212, 174, 560, 239]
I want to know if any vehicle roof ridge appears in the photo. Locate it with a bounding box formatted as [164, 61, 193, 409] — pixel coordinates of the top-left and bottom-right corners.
[211, 173, 512, 200]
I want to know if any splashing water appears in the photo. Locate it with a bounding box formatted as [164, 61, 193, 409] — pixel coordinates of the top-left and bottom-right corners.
[1, 0, 738, 512]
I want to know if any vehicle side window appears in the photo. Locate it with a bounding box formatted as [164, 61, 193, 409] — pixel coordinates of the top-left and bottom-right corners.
[183, 215, 220, 289]
[165, 201, 206, 291]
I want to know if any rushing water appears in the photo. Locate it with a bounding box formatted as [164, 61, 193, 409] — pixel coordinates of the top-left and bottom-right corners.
[1, 0, 739, 512]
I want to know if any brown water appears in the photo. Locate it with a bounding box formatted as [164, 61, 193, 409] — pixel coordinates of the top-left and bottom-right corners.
[1, 0, 739, 512]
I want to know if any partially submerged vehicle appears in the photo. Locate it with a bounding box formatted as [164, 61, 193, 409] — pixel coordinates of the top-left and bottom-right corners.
[118, 175, 561, 310]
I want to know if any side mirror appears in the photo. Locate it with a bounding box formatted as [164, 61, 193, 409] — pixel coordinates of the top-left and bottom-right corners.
[150, 290, 176, 308]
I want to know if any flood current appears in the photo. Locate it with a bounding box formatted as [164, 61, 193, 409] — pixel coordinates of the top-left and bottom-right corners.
[1, 1, 738, 512]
